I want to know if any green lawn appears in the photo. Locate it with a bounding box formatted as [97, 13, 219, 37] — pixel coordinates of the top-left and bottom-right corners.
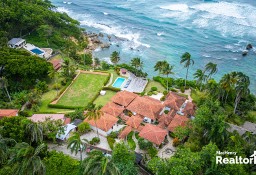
[145, 80, 165, 93]
[107, 69, 125, 87]
[94, 90, 117, 107]
[57, 73, 108, 107]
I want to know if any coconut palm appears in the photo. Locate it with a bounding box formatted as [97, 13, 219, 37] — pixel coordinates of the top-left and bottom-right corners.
[67, 132, 86, 162]
[162, 63, 174, 91]
[180, 52, 194, 87]
[82, 150, 120, 175]
[0, 131, 16, 165]
[219, 73, 237, 103]
[204, 62, 218, 80]
[193, 69, 207, 91]
[233, 72, 250, 114]
[85, 106, 103, 138]
[131, 57, 143, 76]
[26, 122, 43, 144]
[110, 51, 120, 65]
[154, 60, 168, 75]
[0, 76, 11, 102]
[8, 143, 46, 175]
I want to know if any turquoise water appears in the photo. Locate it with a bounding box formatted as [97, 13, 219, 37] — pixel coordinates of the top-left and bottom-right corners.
[31, 48, 44, 55]
[51, 0, 256, 93]
[112, 77, 126, 88]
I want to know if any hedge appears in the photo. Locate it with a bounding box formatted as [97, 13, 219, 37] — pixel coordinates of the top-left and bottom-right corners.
[48, 104, 83, 109]
[104, 73, 111, 86]
[107, 136, 115, 150]
[117, 63, 148, 77]
[102, 86, 120, 92]
[127, 131, 136, 150]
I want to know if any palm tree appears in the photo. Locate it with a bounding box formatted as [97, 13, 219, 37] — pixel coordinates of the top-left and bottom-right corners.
[62, 59, 76, 79]
[193, 69, 207, 91]
[85, 106, 103, 138]
[82, 151, 120, 175]
[180, 52, 194, 87]
[67, 132, 86, 162]
[154, 60, 167, 75]
[0, 131, 16, 165]
[204, 62, 218, 80]
[219, 73, 237, 103]
[8, 143, 46, 175]
[26, 123, 43, 144]
[233, 72, 250, 114]
[131, 57, 143, 76]
[110, 51, 120, 65]
[0, 76, 11, 102]
[162, 63, 174, 91]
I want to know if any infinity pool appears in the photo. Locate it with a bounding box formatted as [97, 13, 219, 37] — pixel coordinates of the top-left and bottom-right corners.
[112, 77, 126, 88]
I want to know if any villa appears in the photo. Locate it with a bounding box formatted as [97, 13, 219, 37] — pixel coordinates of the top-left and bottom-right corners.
[8, 38, 26, 48]
[101, 101, 124, 117]
[84, 112, 119, 136]
[167, 114, 189, 132]
[111, 90, 138, 107]
[0, 109, 19, 119]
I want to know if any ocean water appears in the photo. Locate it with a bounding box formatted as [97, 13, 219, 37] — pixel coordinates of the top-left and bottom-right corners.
[51, 0, 256, 93]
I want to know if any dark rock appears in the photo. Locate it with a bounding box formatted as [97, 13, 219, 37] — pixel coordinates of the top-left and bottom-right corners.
[246, 43, 253, 50]
[242, 50, 248, 56]
[99, 33, 104, 37]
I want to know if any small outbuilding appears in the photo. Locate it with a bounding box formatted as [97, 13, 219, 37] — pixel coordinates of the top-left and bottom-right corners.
[8, 38, 26, 48]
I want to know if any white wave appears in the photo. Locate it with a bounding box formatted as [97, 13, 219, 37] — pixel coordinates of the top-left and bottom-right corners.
[157, 32, 164, 36]
[160, 4, 189, 12]
[101, 57, 112, 64]
[94, 47, 101, 52]
[67, 2, 72, 5]
[202, 54, 211, 58]
[103, 12, 109, 15]
[57, 7, 70, 14]
[63, 1, 66, 4]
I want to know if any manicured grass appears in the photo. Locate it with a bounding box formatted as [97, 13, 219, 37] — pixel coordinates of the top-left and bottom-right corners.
[57, 73, 108, 107]
[127, 131, 136, 150]
[145, 80, 165, 93]
[94, 90, 117, 107]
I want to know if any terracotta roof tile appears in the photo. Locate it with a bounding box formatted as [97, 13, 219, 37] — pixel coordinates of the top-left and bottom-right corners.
[0, 109, 19, 117]
[137, 125, 144, 132]
[101, 102, 124, 117]
[126, 115, 143, 129]
[64, 118, 71, 125]
[158, 109, 177, 126]
[84, 113, 118, 132]
[167, 114, 189, 132]
[182, 102, 196, 117]
[164, 92, 186, 110]
[111, 91, 138, 107]
[50, 60, 62, 71]
[119, 126, 132, 139]
[120, 113, 130, 121]
[126, 96, 164, 120]
[139, 124, 168, 145]
[29, 114, 65, 123]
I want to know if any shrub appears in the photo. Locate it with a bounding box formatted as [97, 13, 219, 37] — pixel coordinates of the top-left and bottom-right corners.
[35, 81, 48, 93]
[147, 91, 153, 96]
[151, 87, 157, 91]
[163, 90, 168, 95]
[172, 137, 180, 147]
[148, 147, 158, 158]
[180, 86, 185, 93]
[109, 131, 119, 139]
[138, 138, 153, 150]
[140, 91, 145, 96]
[107, 136, 115, 150]
[160, 96, 166, 101]
[127, 131, 136, 150]
[152, 91, 158, 95]
[89, 137, 100, 145]
[102, 86, 120, 92]
[77, 122, 91, 134]
[170, 88, 177, 92]
[164, 110, 169, 114]
[65, 109, 84, 120]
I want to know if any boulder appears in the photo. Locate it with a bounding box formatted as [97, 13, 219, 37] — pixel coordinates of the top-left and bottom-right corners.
[246, 43, 253, 50]
[100, 43, 110, 48]
[99, 33, 104, 37]
[242, 50, 248, 56]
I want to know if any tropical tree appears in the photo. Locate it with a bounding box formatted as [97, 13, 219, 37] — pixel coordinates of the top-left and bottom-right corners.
[62, 59, 76, 80]
[204, 62, 218, 80]
[162, 63, 174, 91]
[180, 52, 194, 87]
[193, 69, 207, 91]
[219, 73, 236, 103]
[82, 150, 120, 175]
[48, 68, 59, 96]
[110, 51, 120, 65]
[131, 57, 143, 76]
[84, 106, 103, 138]
[0, 130, 16, 165]
[8, 143, 46, 175]
[26, 122, 43, 145]
[154, 60, 168, 75]
[67, 132, 86, 163]
[0, 76, 11, 102]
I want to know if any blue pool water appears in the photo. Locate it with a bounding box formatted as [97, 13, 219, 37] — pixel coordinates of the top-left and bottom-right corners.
[31, 48, 44, 55]
[112, 77, 126, 88]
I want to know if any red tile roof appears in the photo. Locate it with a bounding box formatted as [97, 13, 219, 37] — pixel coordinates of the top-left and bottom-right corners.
[126, 96, 164, 120]
[101, 102, 124, 117]
[164, 92, 186, 110]
[158, 109, 176, 126]
[111, 91, 138, 107]
[29, 114, 65, 123]
[182, 102, 196, 117]
[119, 126, 132, 139]
[0, 109, 19, 118]
[64, 118, 71, 125]
[49, 60, 62, 71]
[126, 115, 143, 129]
[139, 124, 168, 145]
[137, 125, 144, 132]
[167, 114, 189, 132]
[84, 113, 118, 132]
[120, 113, 130, 121]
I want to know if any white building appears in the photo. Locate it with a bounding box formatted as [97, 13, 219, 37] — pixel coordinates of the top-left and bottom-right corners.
[56, 124, 77, 141]
[8, 38, 26, 48]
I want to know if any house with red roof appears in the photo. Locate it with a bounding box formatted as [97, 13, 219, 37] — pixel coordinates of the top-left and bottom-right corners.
[29, 114, 69, 124]
[49, 59, 62, 71]
[167, 114, 189, 132]
[84, 112, 119, 136]
[126, 115, 143, 129]
[111, 90, 138, 107]
[126, 96, 164, 123]
[101, 101, 124, 117]
[0, 109, 19, 119]
[139, 124, 168, 146]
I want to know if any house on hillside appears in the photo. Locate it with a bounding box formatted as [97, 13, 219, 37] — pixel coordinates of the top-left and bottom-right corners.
[0, 109, 19, 119]
[8, 38, 26, 48]
[126, 96, 164, 123]
[49, 59, 62, 71]
[84, 113, 119, 136]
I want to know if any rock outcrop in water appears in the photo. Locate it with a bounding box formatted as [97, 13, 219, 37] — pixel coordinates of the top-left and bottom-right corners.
[242, 43, 253, 56]
[246, 43, 253, 50]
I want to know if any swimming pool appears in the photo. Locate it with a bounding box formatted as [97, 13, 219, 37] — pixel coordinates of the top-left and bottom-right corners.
[30, 48, 44, 55]
[112, 77, 126, 88]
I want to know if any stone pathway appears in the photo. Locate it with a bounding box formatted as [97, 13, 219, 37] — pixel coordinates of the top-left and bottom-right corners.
[157, 135, 176, 158]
